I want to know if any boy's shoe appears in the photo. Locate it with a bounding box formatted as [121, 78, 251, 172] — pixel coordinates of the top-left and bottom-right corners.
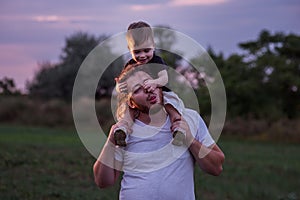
[114, 127, 127, 147]
[172, 129, 186, 146]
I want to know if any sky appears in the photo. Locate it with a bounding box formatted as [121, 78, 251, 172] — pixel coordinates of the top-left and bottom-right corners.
[1, 0, 299, 91]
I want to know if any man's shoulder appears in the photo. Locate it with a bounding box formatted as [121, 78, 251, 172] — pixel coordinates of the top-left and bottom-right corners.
[183, 109, 215, 146]
[183, 109, 203, 136]
[183, 109, 201, 121]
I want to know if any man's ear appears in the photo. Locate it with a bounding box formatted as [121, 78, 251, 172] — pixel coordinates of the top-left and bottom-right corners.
[127, 98, 136, 108]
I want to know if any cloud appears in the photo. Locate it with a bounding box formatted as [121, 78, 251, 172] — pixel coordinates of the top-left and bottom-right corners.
[129, 0, 228, 11]
[130, 4, 161, 11]
[31, 15, 98, 24]
[33, 15, 63, 23]
[170, 0, 228, 6]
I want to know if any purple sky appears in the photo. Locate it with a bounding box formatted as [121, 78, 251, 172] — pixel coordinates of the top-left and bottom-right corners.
[1, 0, 299, 91]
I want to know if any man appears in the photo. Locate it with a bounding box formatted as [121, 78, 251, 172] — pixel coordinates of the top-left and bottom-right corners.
[93, 63, 225, 200]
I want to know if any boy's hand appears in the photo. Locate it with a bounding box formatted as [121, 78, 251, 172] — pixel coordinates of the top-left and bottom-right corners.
[143, 79, 158, 92]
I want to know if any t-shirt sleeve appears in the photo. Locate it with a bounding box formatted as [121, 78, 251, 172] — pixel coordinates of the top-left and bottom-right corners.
[115, 146, 124, 162]
[184, 109, 215, 147]
[163, 91, 185, 115]
[194, 116, 215, 147]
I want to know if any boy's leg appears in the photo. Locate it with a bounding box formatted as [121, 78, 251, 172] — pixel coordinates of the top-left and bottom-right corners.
[114, 128, 127, 147]
[165, 104, 186, 146]
[114, 107, 135, 147]
[165, 104, 181, 123]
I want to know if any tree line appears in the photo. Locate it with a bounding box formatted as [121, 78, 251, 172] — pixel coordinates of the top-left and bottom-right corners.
[1, 29, 299, 120]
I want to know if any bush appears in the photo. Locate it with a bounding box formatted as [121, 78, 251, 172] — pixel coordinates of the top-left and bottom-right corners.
[95, 98, 116, 133]
[223, 117, 269, 136]
[1, 95, 299, 142]
[266, 118, 300, 142]
[0, 96, 29, 122]
[223, 117, 300, 142]
[0, 96, 73, 127]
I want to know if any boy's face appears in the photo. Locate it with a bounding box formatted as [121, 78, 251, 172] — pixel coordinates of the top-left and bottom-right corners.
[129, 39, 155, 64]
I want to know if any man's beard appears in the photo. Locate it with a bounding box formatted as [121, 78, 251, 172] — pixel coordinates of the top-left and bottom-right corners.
[131, 90, 164, 115]
[149, 104, 163, 115]
[135, 103, 163, 115]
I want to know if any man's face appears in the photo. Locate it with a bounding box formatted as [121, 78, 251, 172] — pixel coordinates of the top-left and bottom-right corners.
[129, 39, 155, 64]
[126, 71, 163, 113]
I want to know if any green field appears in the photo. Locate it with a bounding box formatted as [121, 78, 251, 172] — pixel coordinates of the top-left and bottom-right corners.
[0, 125, 299, 200]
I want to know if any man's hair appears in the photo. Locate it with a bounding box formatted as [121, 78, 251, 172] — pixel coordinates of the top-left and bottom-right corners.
[116, 63, 142, 120]
[126, 21, 155, 50]
[116, 63, 150, 87]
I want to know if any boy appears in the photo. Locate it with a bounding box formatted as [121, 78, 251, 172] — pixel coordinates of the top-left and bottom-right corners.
[114, 21, 185, 147]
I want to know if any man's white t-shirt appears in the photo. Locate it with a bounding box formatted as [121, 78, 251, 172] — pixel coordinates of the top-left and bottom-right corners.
[115, 109, 215, 200]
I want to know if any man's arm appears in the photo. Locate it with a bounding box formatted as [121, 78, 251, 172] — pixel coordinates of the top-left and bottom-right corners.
[188, 141, 225, 176]
[171, 119, 225, 176]
[93, 126, 123, 188]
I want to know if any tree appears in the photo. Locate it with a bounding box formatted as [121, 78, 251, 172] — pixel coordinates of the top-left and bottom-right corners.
[0, 77, 20, 95]
[27, 32, 122, 101]
[237, 30, 300, 118]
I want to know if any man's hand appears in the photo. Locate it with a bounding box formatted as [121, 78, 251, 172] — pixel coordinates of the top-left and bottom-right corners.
[170, 118, 194, 146]
[112, 120, 133, 134]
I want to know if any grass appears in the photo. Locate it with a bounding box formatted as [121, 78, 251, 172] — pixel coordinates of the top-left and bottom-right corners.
[0, 125, 299, 200]
[195, 139, 300, 200]
[0, 125, 120, 200]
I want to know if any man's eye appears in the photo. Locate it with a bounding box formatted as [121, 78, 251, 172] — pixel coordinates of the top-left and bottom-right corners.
[133, 87, 142, 94]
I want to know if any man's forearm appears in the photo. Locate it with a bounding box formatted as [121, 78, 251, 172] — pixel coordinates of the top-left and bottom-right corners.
[188, 139, 225, 176]
[93, 140, 120, 188]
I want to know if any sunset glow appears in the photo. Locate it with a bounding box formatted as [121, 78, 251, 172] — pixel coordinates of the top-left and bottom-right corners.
[33, 15, 61, 22]
[31, 15, 96, 23]
[130, 0, 228, 11]
[1, 0, 298, 90]
[171, 0, 227, 6]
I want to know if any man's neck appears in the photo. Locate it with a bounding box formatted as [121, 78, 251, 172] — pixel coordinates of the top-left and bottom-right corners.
[137, 107, 167, 127]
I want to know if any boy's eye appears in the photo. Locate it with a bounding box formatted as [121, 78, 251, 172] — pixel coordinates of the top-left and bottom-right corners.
[144, 48, 153, 53]
[133, 48, 152, 54]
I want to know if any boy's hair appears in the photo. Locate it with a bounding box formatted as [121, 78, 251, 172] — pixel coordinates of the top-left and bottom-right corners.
[126, 21, 155, 50]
